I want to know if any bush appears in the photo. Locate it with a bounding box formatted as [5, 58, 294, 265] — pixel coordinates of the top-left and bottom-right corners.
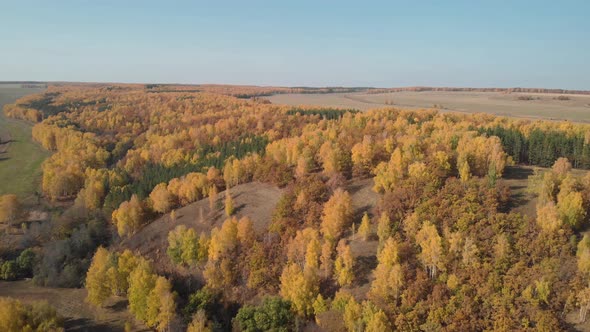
[183, 287, 220, 319]
[0, 297, 64, 331]
[34, 219, 108, 287]
[167, 225, 206, 266]
[0, 261, 18, 280]
[233, 297, 295, 332]
[16, 248, 36, 277]
[0, 248, 36, 281]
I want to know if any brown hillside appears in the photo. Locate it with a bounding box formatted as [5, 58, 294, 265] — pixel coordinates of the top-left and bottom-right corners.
[119, 179, 380, 278]
[120, 182, 282, 270]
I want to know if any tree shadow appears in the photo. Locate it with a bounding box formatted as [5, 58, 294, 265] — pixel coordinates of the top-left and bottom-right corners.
[347, 181, 367, 195]
[506, 191, 531, 212]
[354, 204, 372, 219]
[106, 299, 128, 312]
[64, 318, 120, 332]
[234, 203, 246, 214]
[319, 279, 340, 299]
[353, 255, 378, 286]
[228, 191, 242, 200]
[503, 166, 534, 180]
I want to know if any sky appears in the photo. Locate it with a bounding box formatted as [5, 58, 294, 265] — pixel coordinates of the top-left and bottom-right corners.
[1, 0, 589, 89]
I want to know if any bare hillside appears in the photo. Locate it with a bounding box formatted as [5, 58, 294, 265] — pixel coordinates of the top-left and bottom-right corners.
[119, 179, 380, 278]
[120, 182, 282, 267]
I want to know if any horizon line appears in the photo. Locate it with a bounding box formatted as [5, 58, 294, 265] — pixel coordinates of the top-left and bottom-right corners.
[1, 81, 589, 94]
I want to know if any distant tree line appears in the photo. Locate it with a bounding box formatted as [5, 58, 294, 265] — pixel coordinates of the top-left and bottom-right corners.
[287, 108, 359, 120]
[10, 92, 109, 120]
[368, 86, 590, 95]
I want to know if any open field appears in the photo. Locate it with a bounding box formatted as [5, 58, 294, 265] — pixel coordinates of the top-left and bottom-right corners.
[0, 87, 50, 202]
[0, 280, 148, 331]
[268, 91, 590, 122]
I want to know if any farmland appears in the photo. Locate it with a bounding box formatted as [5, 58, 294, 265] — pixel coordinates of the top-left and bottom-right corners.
[268, 90, 590, 122]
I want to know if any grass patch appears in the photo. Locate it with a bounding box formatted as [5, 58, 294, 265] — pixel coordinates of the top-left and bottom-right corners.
[0, 88, 50, 203]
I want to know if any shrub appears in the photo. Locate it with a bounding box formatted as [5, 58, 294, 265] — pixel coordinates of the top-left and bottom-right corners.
[0, 297, 64, 331]
[233, 297, 295, 332]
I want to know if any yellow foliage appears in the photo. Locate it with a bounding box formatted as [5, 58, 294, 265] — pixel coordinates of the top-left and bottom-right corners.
[557, 191, 586, 229]
[334, 240, 354, 287]
[552, 157, 572, 177]
[0, 297, 63, 331]
[536, 202, 561, 233]
[187, 310, 212, 332]
[358, 212, 371, 241]
[370, 238, 403, 302]
[112, 195, 144, 237]
[320, 189, 353, 243]
[149, 183, 174, 213]
[280, 263, 319, 317]
[416, 222, 443, 279]
[86, 247, 113, 307]
[577, 234, 590, 275]
[0, 194, 20, 224]
[224, 191, 234, 217]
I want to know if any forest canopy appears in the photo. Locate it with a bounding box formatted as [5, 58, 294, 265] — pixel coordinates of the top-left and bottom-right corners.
[4, 83, 590, 331]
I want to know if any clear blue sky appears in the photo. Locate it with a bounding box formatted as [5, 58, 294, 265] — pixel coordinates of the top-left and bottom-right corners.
[2, 0, 589, 89]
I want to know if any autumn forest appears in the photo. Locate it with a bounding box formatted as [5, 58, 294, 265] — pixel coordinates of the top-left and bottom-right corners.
[2, 83, 590, 331]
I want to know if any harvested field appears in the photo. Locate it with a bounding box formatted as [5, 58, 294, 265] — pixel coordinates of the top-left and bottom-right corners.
[268, 91, 590, 122]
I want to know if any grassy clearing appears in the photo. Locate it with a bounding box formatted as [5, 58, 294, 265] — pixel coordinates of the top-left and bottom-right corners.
[0, 87, 50, 202]
[500, 165, 589, 218]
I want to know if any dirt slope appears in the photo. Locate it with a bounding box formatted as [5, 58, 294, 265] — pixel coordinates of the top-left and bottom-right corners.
[120, 182, 283, 269]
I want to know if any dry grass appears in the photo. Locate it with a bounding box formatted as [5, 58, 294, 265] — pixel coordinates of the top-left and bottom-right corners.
[0, 280, 148, 331]
[120, 182, 283, 274]
[499, 166, 538, 218]
[500, 165, 589, 219]
[268, 91, 590, 122]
